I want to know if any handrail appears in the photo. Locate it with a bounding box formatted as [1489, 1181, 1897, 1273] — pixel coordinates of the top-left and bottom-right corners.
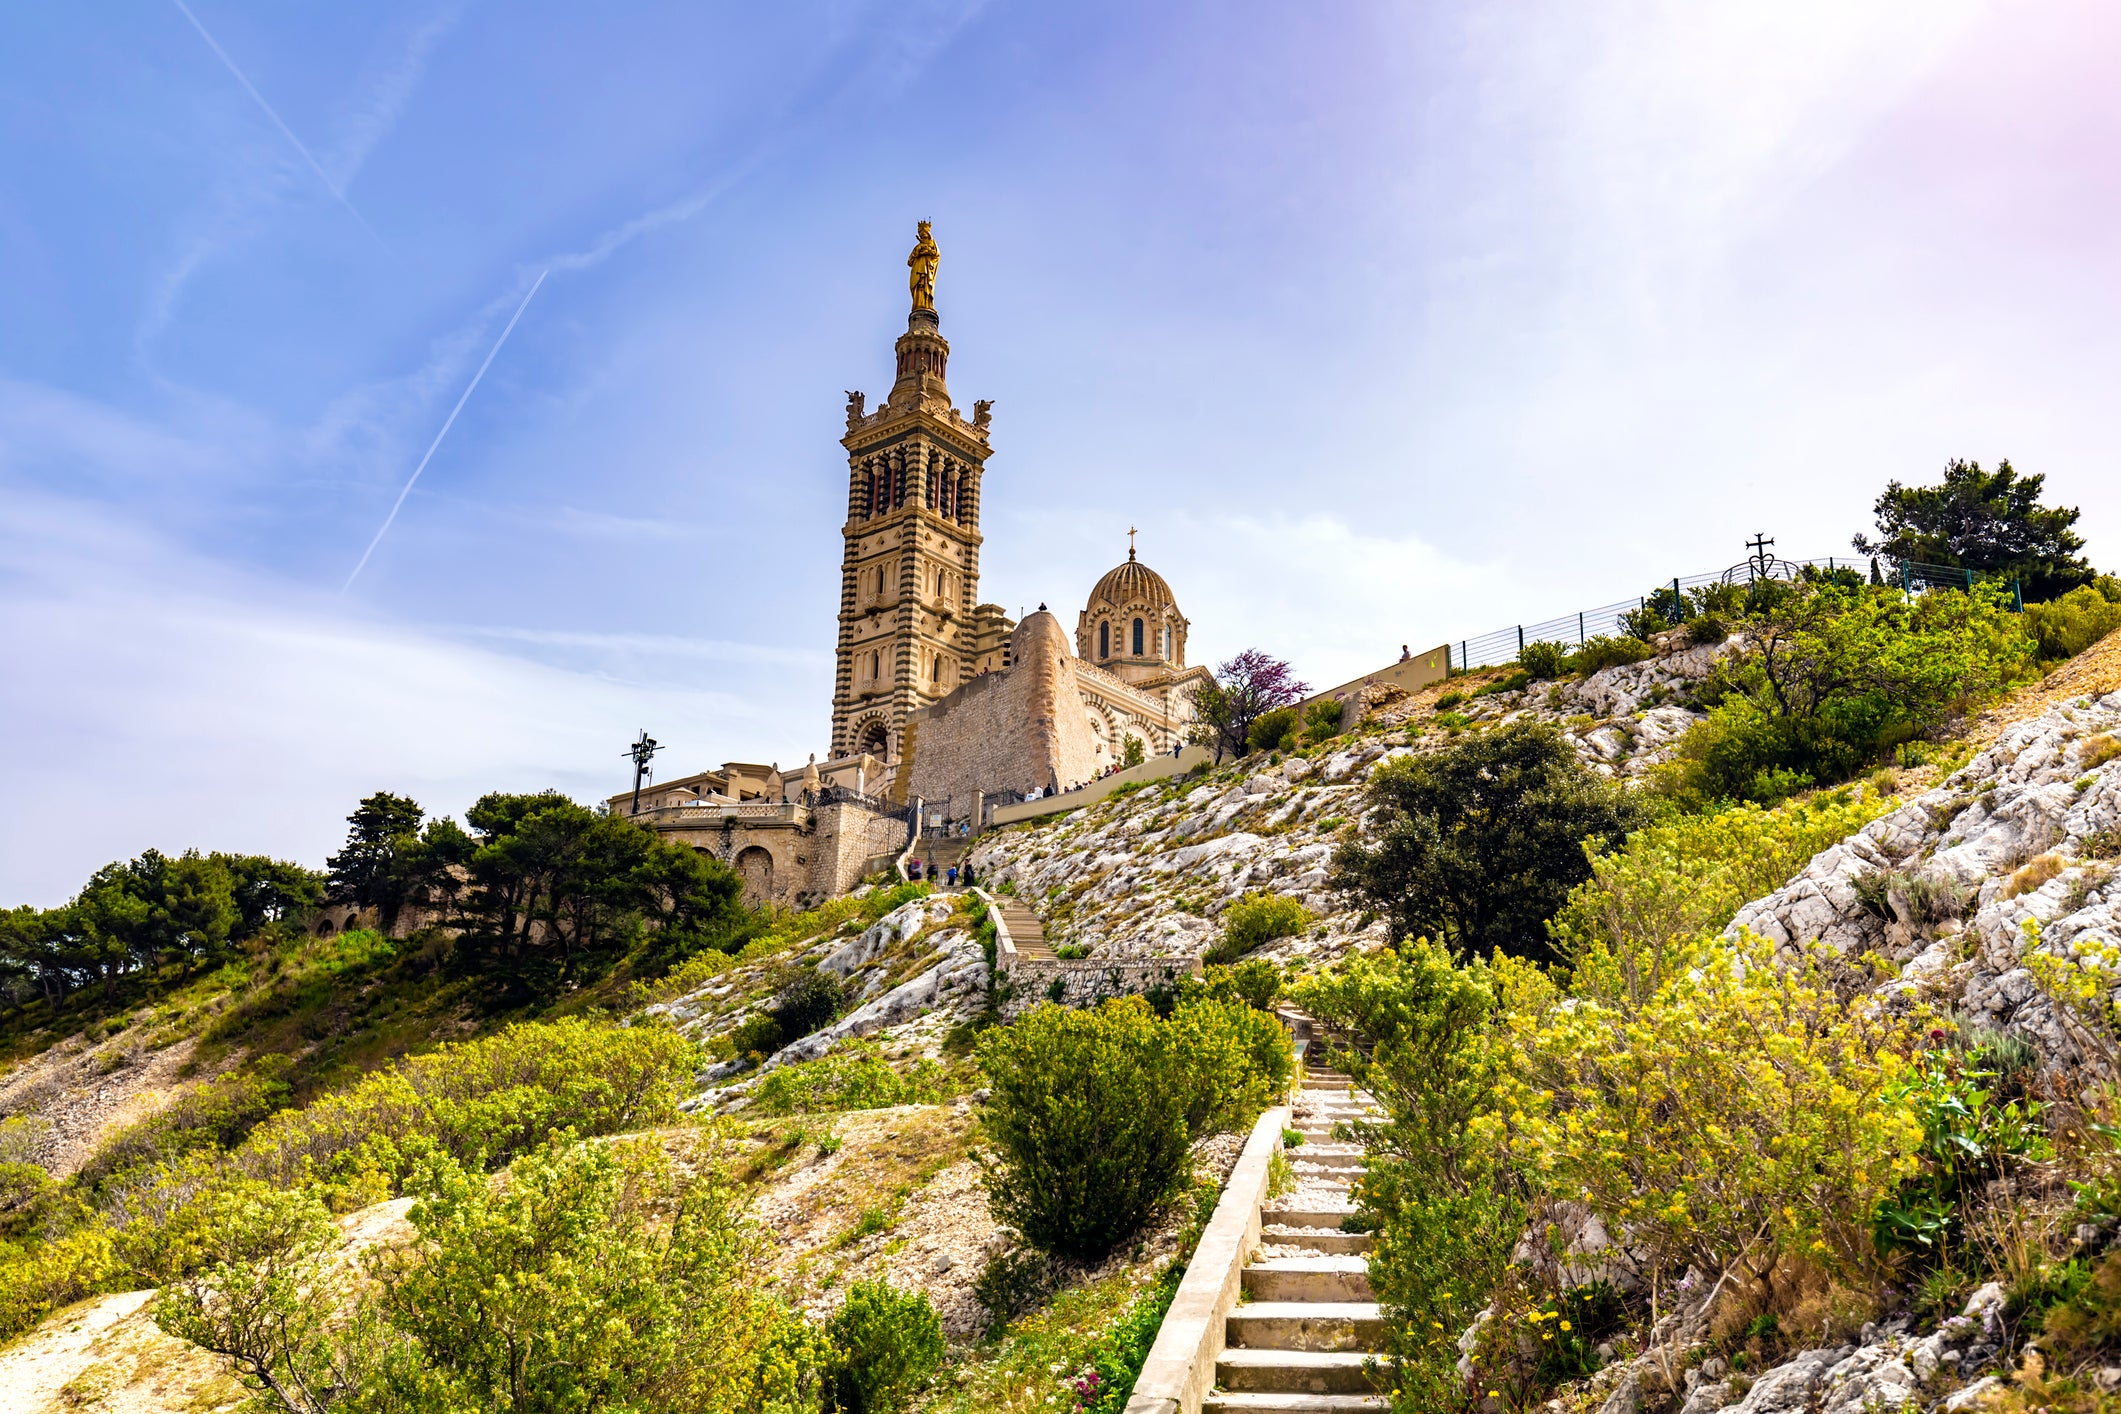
[969, 887, 1018, 973]
[627, 801, 809, 826]
[1122, 1104, 1291, 1414]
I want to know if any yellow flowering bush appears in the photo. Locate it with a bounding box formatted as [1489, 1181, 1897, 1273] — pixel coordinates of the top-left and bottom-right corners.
[2023, 917, 2121, 1067]
[1506, 929, 1924, 1285]
[1553, 793, 1887, 1014]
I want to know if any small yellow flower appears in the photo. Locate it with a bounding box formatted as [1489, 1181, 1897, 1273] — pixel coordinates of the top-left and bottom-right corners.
[1559, 1320, 1572, 1332]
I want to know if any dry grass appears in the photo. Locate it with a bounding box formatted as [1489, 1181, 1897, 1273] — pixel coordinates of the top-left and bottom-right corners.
[1706, 1251, 1874, 1368]
[1978, 625, 2121, 744]
[2005, 852, 2070, 899]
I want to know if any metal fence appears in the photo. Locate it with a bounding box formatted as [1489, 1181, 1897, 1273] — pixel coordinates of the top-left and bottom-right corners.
[1445, 554, 2015, 672]
[808, 784, 914, 819]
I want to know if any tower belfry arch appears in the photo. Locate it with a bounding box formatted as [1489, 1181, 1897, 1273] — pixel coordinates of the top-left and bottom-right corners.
[830, 225, 1011, 763]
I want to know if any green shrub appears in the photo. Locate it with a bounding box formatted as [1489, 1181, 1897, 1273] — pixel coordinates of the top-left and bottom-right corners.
[230, 1016, 697, 1192]
[749, 1041, 952, 1115]
[1069, 1261, 1183, 1412]
[769, 964, 849, 1040]
[160, 1135, 823, 1414]
[972, 1247, 1053, 1335]
[1433, 691, 1464, 711]
[1517, 640, 1570, 681]
[1474, 669, 1530, 697]
[1301, 698, 1345, 745]
[825, 1279, 945, 1414]
[1620, 602, 1675, 639]
[730, 1012, 784, 1060]
[1665, 579, 2033, 803]
[1872, 1050, 2049, 1256]
[1121, 735, 1147, 768]
[1226, 958, 1282, 1012]
[2025, 580, 2121, 661]
[1166, 997, 1291, 1137]
[976, 1000, 1191, 1259]
[1332, 721, 1649, 964]
[1572, 635, 1654, 674]
[1246, 707, 1301, 754]
[1685, 614, 1729, 646]
[0, 1226, 117, 1340]
[1206, 891, 1310, 965]
[1053, 943, 1089, 960]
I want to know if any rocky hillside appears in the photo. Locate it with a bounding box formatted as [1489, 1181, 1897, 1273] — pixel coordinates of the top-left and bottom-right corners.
[1730, 690, 2121, 1076]
[961, 637, 1736, 968]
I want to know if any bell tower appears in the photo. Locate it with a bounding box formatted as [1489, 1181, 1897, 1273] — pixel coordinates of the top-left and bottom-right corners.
[831, 224, 999, 763]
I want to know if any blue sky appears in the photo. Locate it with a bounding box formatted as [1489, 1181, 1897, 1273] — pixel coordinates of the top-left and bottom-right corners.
[4, 1, 2119, 904]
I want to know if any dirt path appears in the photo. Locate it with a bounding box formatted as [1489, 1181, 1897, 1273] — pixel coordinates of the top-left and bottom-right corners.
[0, 1034, 229, 1181]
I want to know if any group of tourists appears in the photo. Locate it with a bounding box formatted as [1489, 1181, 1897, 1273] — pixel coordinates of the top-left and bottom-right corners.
[906, 856, 970, 889]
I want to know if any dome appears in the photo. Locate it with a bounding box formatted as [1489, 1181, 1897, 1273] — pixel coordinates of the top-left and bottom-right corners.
[1087, 550, 1177, 612]
[1077, 545, 1191, 682]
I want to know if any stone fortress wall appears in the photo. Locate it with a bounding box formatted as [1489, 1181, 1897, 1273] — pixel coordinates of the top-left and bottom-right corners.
[644, 799, 911, 911]
[896, 611, 1103, 817]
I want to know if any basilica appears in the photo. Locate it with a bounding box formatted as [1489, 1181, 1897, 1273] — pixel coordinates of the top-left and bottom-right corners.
[607, 226, 1209, 901]
[829, 224, 1207, 805]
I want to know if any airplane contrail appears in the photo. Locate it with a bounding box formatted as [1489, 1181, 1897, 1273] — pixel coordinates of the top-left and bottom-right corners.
[342, 270, 549, 594]
[168, 0, 382, 244]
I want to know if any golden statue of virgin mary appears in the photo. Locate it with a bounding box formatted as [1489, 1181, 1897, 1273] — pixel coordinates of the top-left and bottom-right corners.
[908, 221, 939, 312]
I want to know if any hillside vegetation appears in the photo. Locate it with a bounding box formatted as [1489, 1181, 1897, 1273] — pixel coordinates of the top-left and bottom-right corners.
[7, 496, 2121, 1412]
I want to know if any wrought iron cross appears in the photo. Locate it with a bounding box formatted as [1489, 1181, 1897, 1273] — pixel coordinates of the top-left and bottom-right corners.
[1746, 532, 1775, 578]
[624, 729, 661, 815]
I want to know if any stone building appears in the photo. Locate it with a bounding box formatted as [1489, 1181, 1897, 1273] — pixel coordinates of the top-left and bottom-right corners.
[610, 225, 1209, 902]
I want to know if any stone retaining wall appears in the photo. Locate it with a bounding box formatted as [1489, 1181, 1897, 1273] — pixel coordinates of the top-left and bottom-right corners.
[998, 955, 1203, 1018]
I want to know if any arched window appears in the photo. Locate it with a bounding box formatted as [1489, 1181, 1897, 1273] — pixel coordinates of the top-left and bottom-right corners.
[1099, 622, 1109, 658]
[1132, 618, 1144, 656]
[936, 567, 945, 596]
[870, 650, 879, 679]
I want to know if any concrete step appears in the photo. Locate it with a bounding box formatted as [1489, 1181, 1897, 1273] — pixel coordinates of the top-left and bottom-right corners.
[1224, 1302, 1386, 1352]
[1262, 1208, 1358, 1230]
[1243, 1258, 1375, 1303]
[1206, 1398, 1388, 1413]
[1262, 1228, 1373, 1255]
[1289, 1147, 1363, 1170]
[1216, 1349, 1388, 1395]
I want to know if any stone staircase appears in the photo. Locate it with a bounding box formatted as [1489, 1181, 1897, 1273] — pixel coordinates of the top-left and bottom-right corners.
[991, 896, 1054, 961]
[909, 833, 970, 880]
[1207, 1066, 1388, 1412]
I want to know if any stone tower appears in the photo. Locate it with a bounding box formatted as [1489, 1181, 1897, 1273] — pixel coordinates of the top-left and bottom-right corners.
[831, 227, 1006, 764]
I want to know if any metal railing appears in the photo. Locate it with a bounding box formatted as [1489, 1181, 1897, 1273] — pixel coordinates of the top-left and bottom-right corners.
[808, 784, 913, 819]
[627, 800, 809, 827]
[1444, 554, 2018, 672]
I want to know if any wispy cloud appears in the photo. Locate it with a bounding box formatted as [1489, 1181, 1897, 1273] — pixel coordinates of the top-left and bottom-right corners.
[0, 487, 790, 906]
[343, 269, 547, 591]
[321, 3, 464, 191]
[456, 626, 832, 669]
[166, 0, 382, 244]
[139, 3, 461, 353]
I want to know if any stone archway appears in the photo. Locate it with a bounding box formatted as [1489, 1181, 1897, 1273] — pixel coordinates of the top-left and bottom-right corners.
[855, 716, 891, 761]
[734, 846, 775, 907]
